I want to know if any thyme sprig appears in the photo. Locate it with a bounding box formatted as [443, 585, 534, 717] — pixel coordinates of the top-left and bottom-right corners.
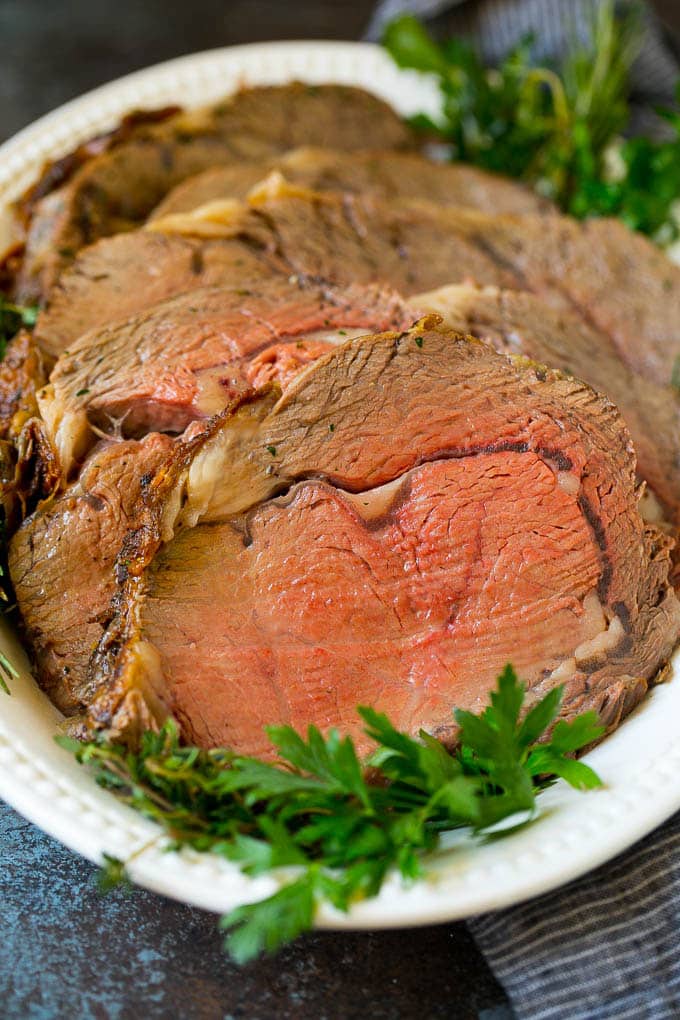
[60, 666, 603, 962]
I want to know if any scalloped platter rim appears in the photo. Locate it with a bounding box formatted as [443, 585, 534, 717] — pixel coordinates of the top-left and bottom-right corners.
[0, 41, 678, 928]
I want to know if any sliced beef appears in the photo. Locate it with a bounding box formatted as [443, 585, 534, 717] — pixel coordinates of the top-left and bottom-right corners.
[39, 280, 415, 475]
[14, 85, 413, 303]
[418, 283, 680, 522]
[81, 319, 680, 757]
[8, 433, 174, 712]
[35, 179, 680, 395]
[150, 147, 550, 220]
[34, 232, 285, 360]
[445, 211, 680, 391]
[34, 184, 517, 358]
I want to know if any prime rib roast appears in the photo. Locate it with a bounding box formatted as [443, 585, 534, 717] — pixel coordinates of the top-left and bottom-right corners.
[13, 84, 414, 303]
[77, 320, 680, 754]
[2, 83, 679, 757]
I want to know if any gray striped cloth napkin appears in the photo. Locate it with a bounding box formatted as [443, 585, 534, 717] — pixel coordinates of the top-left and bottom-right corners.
[366, 3, 680, 1017]
[470, 811, 680, 1019]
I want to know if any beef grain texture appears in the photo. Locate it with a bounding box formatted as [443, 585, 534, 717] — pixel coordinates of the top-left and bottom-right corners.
[149, 146, 549, 220]
[79, 320, 680, 756]
[419, 283, 680, 522]
[32, 182, 680, 522]
[14, 84, 414, 303]
[10, 281, 414, 703]
[39, 279, 414, 476]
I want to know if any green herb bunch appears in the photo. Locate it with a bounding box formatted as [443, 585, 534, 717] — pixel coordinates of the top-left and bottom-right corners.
[383, 3, 680, 243]
[61, 666, 603, 963]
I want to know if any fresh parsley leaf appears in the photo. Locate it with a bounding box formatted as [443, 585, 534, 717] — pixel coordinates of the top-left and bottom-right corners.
[64, 665, 603, 963]
[221, 873, 316, 964]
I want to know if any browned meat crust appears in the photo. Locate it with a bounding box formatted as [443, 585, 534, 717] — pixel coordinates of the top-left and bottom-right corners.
[149, 147, 550, 221]
[8, 434, 174, 712]
[0, 331, 48, 439]
[75, 321, 679, 755]
[12, 85, 414, 303]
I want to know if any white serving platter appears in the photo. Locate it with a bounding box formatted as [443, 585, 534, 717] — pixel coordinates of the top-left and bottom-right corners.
[0, 41, 678, 928]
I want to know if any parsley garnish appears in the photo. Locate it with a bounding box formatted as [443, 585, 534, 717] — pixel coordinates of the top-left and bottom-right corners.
[415, 336, 424, 348]
[383, 4, 680, 244]
[266, 445, 277, 456]
[60, 666, 603, 962]
[75, 388, 90, 397]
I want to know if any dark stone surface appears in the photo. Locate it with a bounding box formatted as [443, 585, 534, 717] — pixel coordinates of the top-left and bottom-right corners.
[0, 4, 511, 1016]
[0, 804, 508, 1019]
[0, 0, 377, 143]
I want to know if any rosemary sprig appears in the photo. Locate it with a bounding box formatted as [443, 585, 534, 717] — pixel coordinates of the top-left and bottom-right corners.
[60, 666, 603, 962]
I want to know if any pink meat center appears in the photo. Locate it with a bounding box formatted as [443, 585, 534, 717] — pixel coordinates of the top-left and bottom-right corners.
[144, 451, 603, 756]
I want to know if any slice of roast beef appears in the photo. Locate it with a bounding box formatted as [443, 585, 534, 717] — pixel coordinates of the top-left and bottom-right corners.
[14, 85, 413, 303]
[35, 178, 680, 393]
[444, 210, 680, 391]
[247, 182, 680, 393]
[81, 319, 680, 757]
[417, 283, 680, 523]
[34, 232, 285, 360]
[8, 433, 174, 713]
[150, 146, 550, 220]
[34, 184, 518, 358]
[39, 280, 415, 475]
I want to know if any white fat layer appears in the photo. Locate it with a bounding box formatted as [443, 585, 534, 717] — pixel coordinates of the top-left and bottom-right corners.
[340, 475, 407, 521]
[557, 471, 580, 496]
[545, 593, 625, 685]
[413, 282, 499, 321]
[162, 398, 277, 540]
[37, 382, 89, 476]
[272, 473, 408, 522]
[148, 172, 330, 238]
[147, 198, 245, 237]
[293, 327, 369, 346]
[638, 484, 666, 524]
[574, 612, 625, 662]
[247, 170, 327, 207]
[194, 365, 237, 416]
